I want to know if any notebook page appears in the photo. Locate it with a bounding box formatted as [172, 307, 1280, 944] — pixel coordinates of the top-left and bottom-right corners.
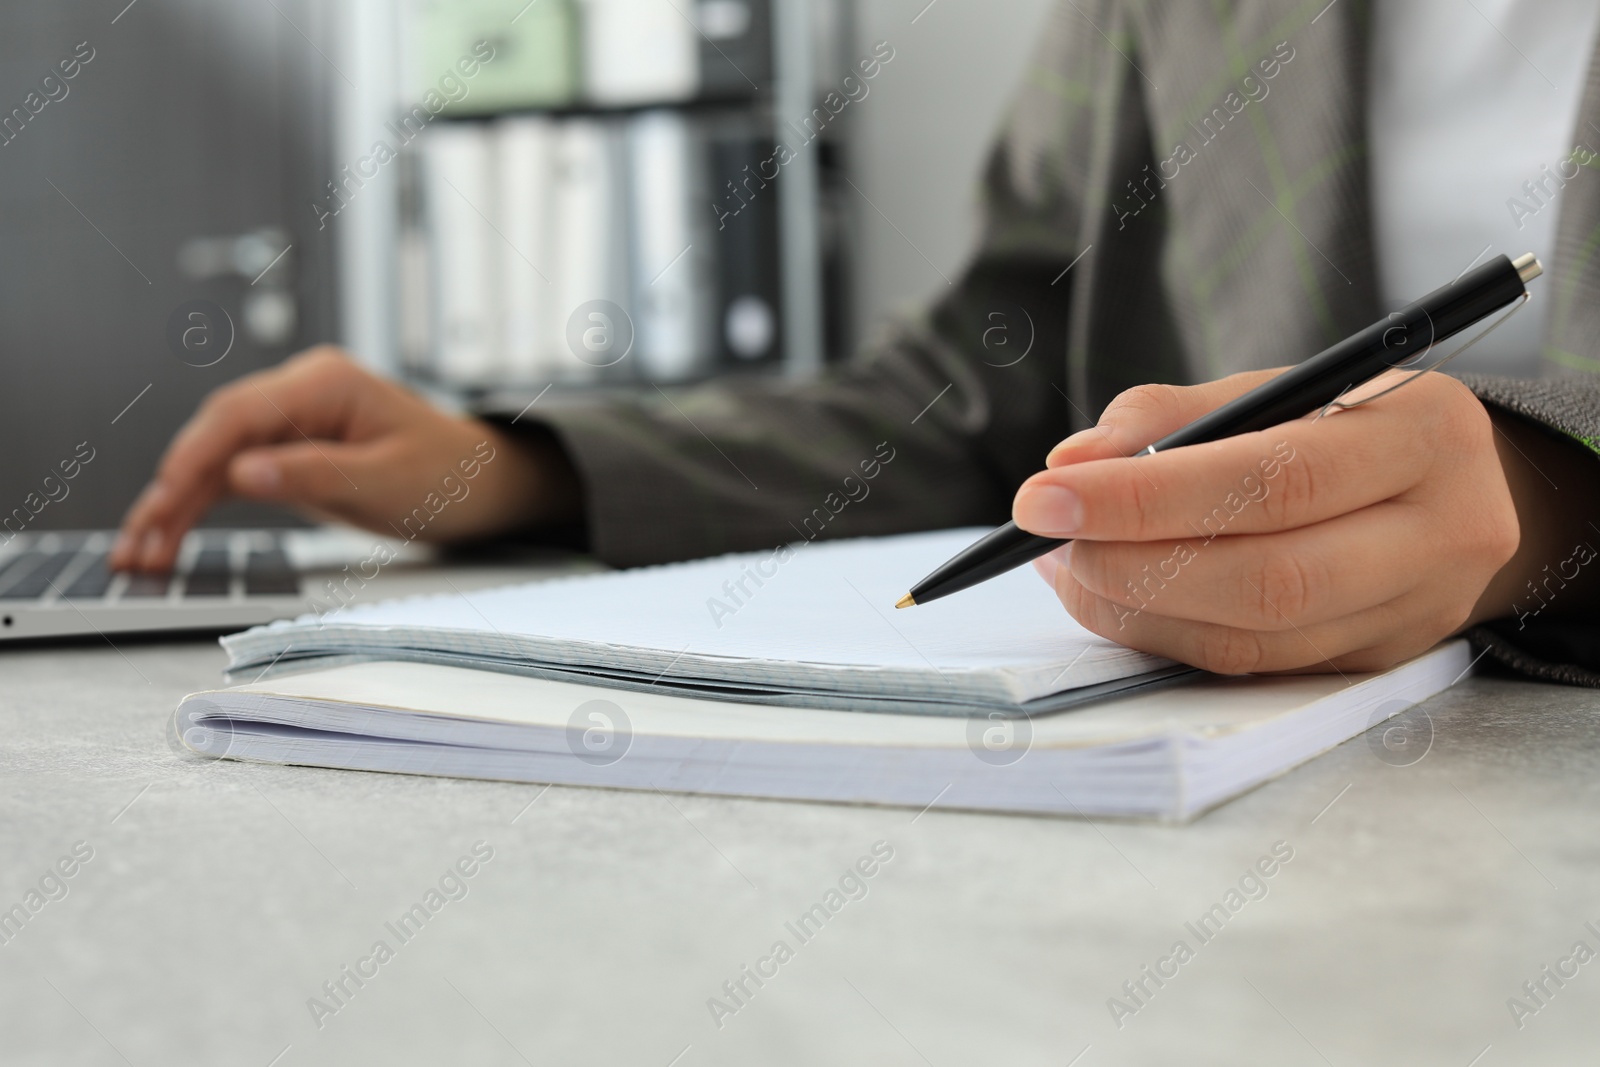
[222, 659, 1364, 748]
[225, 529, 1169, 703]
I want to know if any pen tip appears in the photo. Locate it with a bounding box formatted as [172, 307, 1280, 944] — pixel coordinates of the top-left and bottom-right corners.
[895, 593, 915, 609]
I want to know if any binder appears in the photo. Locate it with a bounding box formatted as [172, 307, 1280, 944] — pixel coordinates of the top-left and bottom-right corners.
[495, 115, 558, 383]
[410, 0, 579, 113]
[421, 122, 500, 385]
[404, 0, 806, 387]
[581, 0, 699, 106]
[709, 135, 783, 368]
[628, 111, 712, 381]
[696, 0, 772, 99]
[551, 119, 631, 381]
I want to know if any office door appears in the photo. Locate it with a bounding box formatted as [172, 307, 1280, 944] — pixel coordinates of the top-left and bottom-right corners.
[0, 0, 337, 531]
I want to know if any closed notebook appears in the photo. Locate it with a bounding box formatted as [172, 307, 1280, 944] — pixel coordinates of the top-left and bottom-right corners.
[177, 643, 1471, 821]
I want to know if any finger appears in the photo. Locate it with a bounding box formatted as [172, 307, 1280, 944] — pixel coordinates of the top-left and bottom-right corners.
[230, 434, 507, 542]
[1014, 397, 1438, 542]
[158, 349, 366, 503]
[228, 440, 373, 511]
[110, 482, 189, 571]
[111, 474, 217, 573]
[1053, 565, 1440, 674]
[1045, 370, 1286, 468]
[112, 472, 231, 572]
[1065, 502, 1433, 631]
[111, 349, 369, 571]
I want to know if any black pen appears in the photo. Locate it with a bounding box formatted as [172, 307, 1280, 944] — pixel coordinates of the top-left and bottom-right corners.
[896, 251, 1543, 609]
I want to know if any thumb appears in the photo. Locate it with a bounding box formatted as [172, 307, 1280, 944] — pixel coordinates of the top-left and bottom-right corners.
[1045, 368, 1288, 468]
[229, 441, 368, 508]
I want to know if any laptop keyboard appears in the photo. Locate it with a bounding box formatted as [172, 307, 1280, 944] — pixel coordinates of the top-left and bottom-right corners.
[0, 531, 301, 603]
[0, 550, 75, 600]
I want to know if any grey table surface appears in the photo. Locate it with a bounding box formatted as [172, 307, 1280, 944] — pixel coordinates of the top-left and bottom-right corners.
[3, 562, 1599, 1066]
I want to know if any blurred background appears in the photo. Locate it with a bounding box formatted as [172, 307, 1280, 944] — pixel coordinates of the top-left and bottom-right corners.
[0, 0, 1052, 530]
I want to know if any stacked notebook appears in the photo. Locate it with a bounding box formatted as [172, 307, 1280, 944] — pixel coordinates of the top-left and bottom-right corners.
[182, 529, 1472, 820]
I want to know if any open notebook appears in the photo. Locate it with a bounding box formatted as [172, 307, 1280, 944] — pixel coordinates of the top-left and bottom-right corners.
[177, 642, 1471, 820]
[221, 529, 1198, 716]
[189, 529, 1476, 818]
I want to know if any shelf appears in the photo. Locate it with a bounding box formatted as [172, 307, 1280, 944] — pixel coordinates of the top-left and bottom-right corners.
[405, 363, 789, 406]
[339, 0, 836, 384]
[432, 92, 775, 122]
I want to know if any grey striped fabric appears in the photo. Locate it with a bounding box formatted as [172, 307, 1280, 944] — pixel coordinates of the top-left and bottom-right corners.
[511, 0, 1600, 681]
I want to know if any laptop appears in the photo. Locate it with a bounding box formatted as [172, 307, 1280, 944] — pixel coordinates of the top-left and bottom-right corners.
[0, 528, 401, 642]
[0, 522, 597, 643]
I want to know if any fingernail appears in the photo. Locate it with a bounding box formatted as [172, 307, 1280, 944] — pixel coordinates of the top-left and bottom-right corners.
[1015, 486, 1083, 536]
[237, 455, 280, 493]
[1061, 428, 1100, 449]
[1046, 428, 1101, 466]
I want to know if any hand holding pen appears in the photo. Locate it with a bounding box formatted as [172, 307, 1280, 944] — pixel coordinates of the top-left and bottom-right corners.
[903, 254, 1600, 675]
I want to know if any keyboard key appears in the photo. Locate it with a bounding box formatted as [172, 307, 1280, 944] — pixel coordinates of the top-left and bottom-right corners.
[244, 548, 299, 596]
[123, 573, 171, 598]
[184, 548, 232, 597]
[0, 551, 43, 595]
[0, 550, 77, 599]
[189, 546, 230, 574]
[63, 553, 113, 599]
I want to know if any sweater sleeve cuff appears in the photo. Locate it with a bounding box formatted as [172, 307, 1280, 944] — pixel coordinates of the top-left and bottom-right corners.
[1459, 372, 1600, 686]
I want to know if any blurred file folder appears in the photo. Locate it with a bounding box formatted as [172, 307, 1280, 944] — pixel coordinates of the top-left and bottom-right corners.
[697, 0, 772, 99]
[495, 116, 558, 381]
[411, 0, 580, 112]
[711, 135, 782, 368]
[421, 122, 500, 384]
[552, 119, 630, 383]
[582, 0, 699, 105]
[629, 111, 712, 381]
[401, 0, 809, 389]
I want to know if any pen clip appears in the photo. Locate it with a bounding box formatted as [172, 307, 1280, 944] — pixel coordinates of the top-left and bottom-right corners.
[1314, 290, 1532, 419]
